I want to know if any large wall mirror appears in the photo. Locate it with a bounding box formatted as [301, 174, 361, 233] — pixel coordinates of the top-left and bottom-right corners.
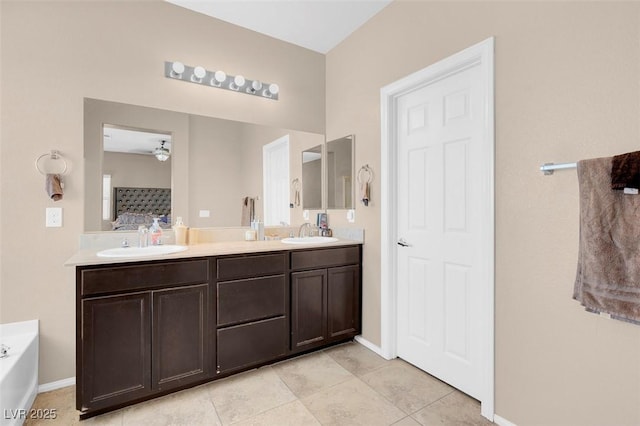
[326, 135, 354, 209]
[84, 98, 324, 231]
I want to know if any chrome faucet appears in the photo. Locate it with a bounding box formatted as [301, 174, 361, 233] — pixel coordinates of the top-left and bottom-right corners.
[298, 222, 312, 237]
[0, 344, 9, 358]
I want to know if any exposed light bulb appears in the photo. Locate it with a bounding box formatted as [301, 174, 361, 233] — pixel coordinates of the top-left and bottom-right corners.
[211, 70, 226, 86]
[251, 80, 263, 92]
[234, 75, 246, 88]
[268, 83, 279, 95]
[171, 61, 185, 77]
[193, 66, 206, 80]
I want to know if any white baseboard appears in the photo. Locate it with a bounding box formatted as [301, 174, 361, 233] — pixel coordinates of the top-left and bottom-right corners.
[38, 377, 75, 393]
[494, 414, 517, 426]
[354, 335, 389, 358]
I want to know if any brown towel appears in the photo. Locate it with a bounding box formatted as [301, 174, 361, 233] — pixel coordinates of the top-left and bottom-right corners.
[575, 157, 640, 323]
[241, 197, 255, 226]
[45, 174, 63, 201]
[359, 182, 370, 206]
[611, 150, 640, 190]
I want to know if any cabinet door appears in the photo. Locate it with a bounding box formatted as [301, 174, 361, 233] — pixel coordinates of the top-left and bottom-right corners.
[328, 265, 360, 340]
[153, 284, 210, 390]
[291, 269, 327, 351]
[80, 292, 152, 412]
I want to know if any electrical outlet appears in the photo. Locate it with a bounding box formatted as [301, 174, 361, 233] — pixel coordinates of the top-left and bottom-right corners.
[199, 210, 210, 218]
[303, 210, 309, 220]
[46, 207, 63, 227]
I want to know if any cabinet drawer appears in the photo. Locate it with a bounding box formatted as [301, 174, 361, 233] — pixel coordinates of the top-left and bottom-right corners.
[217, 253, 286, 281]
[81, 260, 210, 296]
[217, 276, 286, 327]
[217, 317, 287, 374]
[291, 246, 360, 271]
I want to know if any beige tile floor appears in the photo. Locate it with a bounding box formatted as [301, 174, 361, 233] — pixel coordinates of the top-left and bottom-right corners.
[25, 342, 494, 426]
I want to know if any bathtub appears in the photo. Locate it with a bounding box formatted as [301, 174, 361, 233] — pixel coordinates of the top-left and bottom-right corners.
[0, 320, 39, 426]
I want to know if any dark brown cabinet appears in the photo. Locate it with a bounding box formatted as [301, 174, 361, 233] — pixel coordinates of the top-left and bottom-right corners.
[76, 245, 360, 419]
[215, 253, 288, 375]
[152, 284, 209, 390]
[77, 259, 211, 418]
[327, 265, 360, 339]
[80, 292, 152, 412]
[291, 247, 361, 352]
[291, 269, 328, 350]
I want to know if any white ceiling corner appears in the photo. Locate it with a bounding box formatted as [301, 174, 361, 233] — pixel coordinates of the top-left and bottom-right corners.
[165, 0, 392, 54]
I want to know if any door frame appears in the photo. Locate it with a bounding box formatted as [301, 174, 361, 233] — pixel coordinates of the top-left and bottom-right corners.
[380, 37, 495, 419]
[263, 135, 290, 226]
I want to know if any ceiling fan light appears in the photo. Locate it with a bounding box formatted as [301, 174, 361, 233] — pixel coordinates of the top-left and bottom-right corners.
[155, 141, 170, 162]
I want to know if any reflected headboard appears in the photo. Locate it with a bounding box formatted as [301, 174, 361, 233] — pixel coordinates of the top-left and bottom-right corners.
[113, 187, 171, 219]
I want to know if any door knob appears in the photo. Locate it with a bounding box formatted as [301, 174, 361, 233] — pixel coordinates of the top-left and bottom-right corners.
[397, 238, 411, 247]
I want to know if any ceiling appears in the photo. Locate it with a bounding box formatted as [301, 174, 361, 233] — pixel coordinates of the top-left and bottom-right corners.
[166, 0, 393, 54]
[104, 126, 172, 156]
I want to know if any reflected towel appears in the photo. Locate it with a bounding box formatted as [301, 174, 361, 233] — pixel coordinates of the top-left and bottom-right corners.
[574, 157, 640, 323]
[45, 174, 63, 201]
[611, 150, 640, 190]
[241, 197, 255, 226]
[359, 182, 370, 206]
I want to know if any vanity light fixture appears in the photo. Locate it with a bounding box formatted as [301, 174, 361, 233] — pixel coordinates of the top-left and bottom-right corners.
[154, 140, 170, 162]
[164, 61, 279, 100]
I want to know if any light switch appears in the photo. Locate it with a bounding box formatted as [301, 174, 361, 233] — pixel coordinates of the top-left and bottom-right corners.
[303, 210, 309, 220]
[46, 207, 63, 227]
[347, 209, 356, 223]
[199, 210, 210, 218]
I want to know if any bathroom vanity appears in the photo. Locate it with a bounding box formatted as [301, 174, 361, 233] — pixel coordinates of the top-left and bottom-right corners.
[70, 241, 361, 419]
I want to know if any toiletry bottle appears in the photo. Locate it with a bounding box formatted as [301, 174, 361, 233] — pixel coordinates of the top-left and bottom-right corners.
[138, 225, 148, 248]
[256, 219, 265, 241]
[174, 217, 188, 245]
[149, 218, 163, 245]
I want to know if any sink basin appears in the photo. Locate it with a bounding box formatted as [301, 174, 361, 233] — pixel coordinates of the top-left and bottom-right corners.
[96, 245, 188, 258]
[281, 236, 339, 245]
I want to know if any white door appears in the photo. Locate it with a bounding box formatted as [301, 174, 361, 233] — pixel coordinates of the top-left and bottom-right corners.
[396, 60, 488, 400]
[263, 135, 290, 226]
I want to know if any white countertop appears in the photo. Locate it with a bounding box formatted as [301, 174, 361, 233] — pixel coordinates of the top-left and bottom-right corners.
[65, 238, 362, 267]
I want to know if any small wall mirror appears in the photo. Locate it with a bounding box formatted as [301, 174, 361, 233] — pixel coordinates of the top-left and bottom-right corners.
[302, 145, 323, 209]
[326, 135, 354, 209]
[102, 124, 172, 231]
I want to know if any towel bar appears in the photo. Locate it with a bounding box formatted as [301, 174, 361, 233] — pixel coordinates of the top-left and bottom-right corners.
[540, 162, 577, 175]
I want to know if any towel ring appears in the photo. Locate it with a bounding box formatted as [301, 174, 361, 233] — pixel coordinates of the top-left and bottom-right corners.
[291, 178, 300, 191]
[35, 150, 68, 175]
[357, 164, 373, 184]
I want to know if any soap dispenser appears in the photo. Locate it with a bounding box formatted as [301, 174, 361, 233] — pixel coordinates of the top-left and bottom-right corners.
[149, 218, 163, 245]
[173, 217, 188, 245]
